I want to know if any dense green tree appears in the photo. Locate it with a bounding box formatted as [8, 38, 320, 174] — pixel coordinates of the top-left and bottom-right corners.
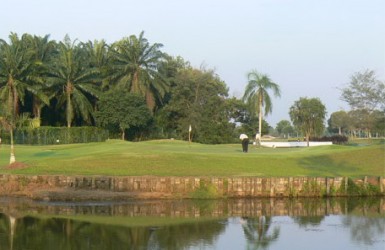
[95, 90, 152, 140]
[371, 110, 385, 137]
[224, 97, 269, 140]
[108, 31, 169, 110]
[47, 35, 100, 127]
[347, 109, 381, 138]
[289, 97, 326, 146]
[275, 120, 294, 138]
[242, 70, 281, 145]
[159, 67, 234, 143]
[328, 110, 350, 135]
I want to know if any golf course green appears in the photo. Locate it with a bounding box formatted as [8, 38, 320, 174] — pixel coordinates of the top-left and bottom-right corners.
[0, 139, 383, 177]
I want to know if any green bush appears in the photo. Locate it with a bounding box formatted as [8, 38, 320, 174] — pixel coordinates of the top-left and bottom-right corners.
[190, 180, 219, 199]
[344, 178, 382, 196]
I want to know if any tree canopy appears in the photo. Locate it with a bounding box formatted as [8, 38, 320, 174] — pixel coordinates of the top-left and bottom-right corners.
[341, 70, 385, 111]
[289, 97, 326, 146]
[95, 90, 152, 140]
[158, 67, 235, 144]
[275, 120, 294, 137]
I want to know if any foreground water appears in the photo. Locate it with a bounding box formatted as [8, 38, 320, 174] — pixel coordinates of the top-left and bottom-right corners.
[0, 197, 384, 250]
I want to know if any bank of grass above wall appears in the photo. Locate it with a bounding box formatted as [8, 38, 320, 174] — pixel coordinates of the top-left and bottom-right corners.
[0, 139, 383, 177]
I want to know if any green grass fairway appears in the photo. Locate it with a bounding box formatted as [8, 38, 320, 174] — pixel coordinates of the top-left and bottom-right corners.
[0, 140, 383, 177]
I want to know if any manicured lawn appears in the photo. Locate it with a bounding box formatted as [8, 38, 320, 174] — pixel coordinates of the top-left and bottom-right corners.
[0, 139, 383, 177]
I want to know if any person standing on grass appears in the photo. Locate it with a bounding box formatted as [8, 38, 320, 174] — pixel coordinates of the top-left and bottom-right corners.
[239, 134, 249, 153]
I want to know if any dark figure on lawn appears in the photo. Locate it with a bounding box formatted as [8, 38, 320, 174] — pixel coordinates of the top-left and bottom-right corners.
[239, 134, 249, 153]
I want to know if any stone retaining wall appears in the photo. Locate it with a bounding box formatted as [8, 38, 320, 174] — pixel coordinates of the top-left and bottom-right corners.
[0, 175, 383, 198]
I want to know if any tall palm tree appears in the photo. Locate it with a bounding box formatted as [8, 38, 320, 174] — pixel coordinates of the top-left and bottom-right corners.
[25, 34, 56, 122]
[0, 33, 38, 163]
[108, 31, 169, 110]
[81, 40, 109, 112]
[243, 70, 281, 145]
[82, 40, 108, 76]
[47, 35, 100, 127]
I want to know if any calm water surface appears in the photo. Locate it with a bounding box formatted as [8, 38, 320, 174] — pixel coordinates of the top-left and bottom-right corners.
[0, 197, 384, 250]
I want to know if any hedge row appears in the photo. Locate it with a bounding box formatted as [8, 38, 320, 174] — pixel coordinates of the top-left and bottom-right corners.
[0, 127, 109, 145]
[310, 135, 349, 144]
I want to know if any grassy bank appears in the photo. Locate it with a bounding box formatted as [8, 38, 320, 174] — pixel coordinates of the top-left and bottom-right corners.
[0, 139, 383, 177]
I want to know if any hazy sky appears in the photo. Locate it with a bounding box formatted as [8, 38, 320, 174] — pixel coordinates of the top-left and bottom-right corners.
[2, 0, 384, 126]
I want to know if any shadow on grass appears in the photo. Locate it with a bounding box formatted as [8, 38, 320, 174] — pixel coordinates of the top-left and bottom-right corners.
[297, 155, 361, 177]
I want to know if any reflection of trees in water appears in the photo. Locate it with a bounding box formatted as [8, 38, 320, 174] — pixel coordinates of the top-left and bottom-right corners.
[146, 219, 227, 250]
[1, 197, 384, 249]
[241, 216, 280, 250]
[0, 215, 147, 250]
[292, 216, 324, 227]
[340, 197, 385, 246]
[342, 216, 385, 246]
[0, 214, 10, 249]
[343, 197, 381, 214]
[291, 198, 325, 227]
[339, 197, 385, 246]
[0, 214, 226, 250]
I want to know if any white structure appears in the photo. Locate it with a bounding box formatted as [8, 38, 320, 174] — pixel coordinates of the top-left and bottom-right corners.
[261, 141, 333, 148]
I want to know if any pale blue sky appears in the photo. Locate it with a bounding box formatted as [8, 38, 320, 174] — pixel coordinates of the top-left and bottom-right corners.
[2, 0, 384, 126]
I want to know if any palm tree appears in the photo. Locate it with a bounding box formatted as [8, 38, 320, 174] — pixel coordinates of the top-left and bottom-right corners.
[47, 35, 100, 127]
[82, 39, 109, 85]
[0, 33, 38, 163]
[24, 34, 56, 123]
[243, 70, 281, 145]
[108, 31, 169, 110]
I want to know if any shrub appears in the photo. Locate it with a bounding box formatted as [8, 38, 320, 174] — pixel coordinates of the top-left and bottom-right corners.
[190, 180, 219, 199]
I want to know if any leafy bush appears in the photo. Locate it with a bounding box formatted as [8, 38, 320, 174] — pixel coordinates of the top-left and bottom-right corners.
[190, 180, 219, 199]
[343, 178, 382, 196]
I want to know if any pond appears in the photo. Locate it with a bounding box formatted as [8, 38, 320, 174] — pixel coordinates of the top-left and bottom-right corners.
[0, 197, 384, 250]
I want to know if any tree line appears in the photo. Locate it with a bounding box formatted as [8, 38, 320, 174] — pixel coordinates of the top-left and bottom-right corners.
[1, 32, 384, 149]
[274, 70, 385, 140]
[0, 32, 255, 145]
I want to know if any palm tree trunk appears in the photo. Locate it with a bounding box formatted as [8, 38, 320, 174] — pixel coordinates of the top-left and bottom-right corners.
[258, 94, 263, 146]
[10, 129, 15, 164]
[131, 71, 140, 93]
[33, 97, 42, 119]
[66, 99, 71, 127]
[66, 82, 73, 128]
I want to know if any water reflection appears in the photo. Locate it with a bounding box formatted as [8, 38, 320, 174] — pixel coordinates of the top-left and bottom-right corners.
[0, 197, 384, 250]
[241, 216, 280, 249]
